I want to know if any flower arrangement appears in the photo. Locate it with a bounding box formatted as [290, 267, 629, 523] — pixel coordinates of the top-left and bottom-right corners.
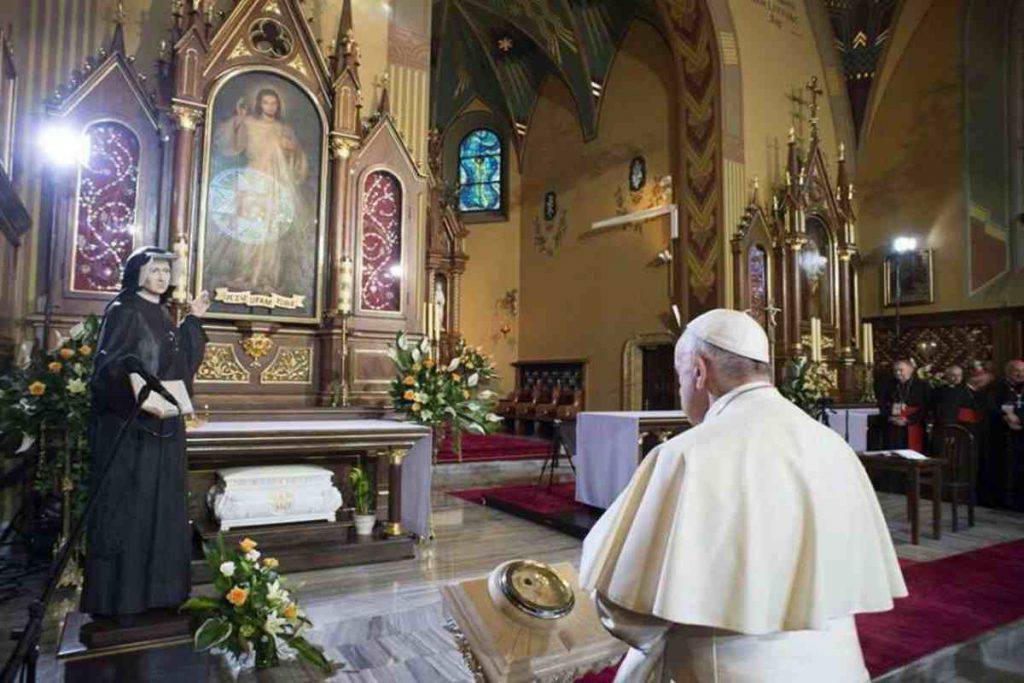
[779, 357, 837, 420]
[181, 536, 332, 673]
[0, 316, 100, 522]
[387, 333, 502, 456]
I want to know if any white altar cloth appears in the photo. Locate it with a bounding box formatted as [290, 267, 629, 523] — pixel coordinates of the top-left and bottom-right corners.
[826, 407, 879, 452]
[188, 419, 432, 538]
[575, 411, 688, 509]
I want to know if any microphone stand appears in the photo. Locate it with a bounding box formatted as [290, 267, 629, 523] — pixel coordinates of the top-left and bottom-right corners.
[1, 387, 154, 683]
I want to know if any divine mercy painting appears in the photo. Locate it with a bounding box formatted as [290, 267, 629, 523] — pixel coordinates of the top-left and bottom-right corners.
[198, 71, 323, 320]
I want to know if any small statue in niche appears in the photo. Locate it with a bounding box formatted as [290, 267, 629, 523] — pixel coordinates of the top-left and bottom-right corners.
[81, 247, 209, 620]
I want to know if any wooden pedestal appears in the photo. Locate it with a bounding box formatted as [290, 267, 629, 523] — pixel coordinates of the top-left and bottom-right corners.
[441, 563, 626, 682]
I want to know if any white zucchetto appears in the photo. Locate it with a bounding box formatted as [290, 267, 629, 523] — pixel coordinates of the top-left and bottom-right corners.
[685, 308, 770, 364]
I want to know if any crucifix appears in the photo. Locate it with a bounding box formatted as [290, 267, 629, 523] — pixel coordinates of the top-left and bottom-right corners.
[805, 76, 824, 131]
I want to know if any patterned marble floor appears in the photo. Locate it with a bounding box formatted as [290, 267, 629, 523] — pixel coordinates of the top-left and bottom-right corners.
[25, 458, 1024, 680]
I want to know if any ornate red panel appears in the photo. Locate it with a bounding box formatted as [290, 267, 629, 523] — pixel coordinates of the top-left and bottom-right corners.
[71, 121, 140, 292]
[359, 170, 402, 312]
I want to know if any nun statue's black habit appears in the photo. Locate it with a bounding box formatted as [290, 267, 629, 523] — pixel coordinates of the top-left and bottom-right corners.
[81, 248, 208, 617]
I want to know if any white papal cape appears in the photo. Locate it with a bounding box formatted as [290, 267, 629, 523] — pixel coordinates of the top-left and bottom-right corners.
[579, 382, 907, 682]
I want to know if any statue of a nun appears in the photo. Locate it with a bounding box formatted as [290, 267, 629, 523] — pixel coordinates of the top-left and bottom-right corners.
[81, 247, 209, 618]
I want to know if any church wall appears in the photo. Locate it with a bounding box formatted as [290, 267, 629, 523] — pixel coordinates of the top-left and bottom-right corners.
[722, 0, 843, 199]
[517, 21, 674, 410]
[857, 0, 1023, 318]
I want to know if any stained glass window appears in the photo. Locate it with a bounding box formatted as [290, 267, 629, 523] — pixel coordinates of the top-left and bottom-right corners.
[458, 128, 502, 213]
[71, 121, 140, 293]
[360, 171, 403, 312]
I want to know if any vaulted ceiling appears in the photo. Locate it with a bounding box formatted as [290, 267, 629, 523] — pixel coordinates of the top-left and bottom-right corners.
[825, 0, 898, 136]
[430, 0, 658, 145]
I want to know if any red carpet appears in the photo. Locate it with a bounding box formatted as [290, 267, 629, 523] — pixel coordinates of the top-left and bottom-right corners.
[448, 482, 580, 514]
[453, 483, 1024, 680]
[436, 433, 551, 463]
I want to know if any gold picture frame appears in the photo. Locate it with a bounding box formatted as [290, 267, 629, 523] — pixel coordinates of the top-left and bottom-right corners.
[883, 249, 934, 307]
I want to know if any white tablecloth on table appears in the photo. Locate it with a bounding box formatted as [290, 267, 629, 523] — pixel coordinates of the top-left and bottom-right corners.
[575, 411, 686, 509]
[188, 419, 433, 538]
[826, 408, 879, 452]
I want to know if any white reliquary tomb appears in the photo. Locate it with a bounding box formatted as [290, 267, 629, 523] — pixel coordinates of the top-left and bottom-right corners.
[207, 465, 343, 531]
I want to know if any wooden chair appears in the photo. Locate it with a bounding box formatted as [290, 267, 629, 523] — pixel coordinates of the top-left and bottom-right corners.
[514, 383, 551, 435]
[930, 423, 977, 531]
[497, 386, 533, 432]
[555, 388, 584, 421]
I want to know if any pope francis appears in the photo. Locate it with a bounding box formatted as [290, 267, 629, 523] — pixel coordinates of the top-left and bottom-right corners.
[579, 309, 907, 682]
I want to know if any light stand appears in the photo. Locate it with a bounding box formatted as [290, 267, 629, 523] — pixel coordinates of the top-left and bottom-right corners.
[891, 236, 917, 358]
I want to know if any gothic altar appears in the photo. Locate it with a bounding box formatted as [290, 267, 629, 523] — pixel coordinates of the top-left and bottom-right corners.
[35, 0, 466, 410]
[731, 79, 869, 401]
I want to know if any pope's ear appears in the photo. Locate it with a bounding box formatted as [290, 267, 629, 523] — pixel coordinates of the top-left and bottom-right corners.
[694, 354, 708, 390]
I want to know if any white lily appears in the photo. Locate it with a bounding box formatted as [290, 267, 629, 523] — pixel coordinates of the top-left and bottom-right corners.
[478, 390, 497, 400]
[421, 410, 433, 421]
[219, 561, 236, 578]
[486, 413, 503, 422]
[466, 422, 486, 435]
[267, 580, 289, 606]
[447, 357, 461, 371]
[467, 373, 479, 387]
[397, 334, 409, 351]
[412, 347, 421, 363]
[419, 337, 430, 353]
[67, 378, 87, 394]
[386, 347, 399, 362]
[69, 322, 86, 340]
[245, 549, 260, 562]
[263, 612, 286, 636]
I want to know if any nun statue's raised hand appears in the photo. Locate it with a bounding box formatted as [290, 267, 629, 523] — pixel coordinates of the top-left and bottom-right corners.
[81, 247, 209, 618]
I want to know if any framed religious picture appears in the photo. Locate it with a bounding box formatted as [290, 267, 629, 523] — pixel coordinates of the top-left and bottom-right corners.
[629, 155, 646, 192]
[195, 70, 327, 323]
[883, 249, 934, 307]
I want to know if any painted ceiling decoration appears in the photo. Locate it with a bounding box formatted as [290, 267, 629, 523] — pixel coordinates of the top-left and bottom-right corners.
[825, 0, 898, 137]
[430, 0, 657, 152]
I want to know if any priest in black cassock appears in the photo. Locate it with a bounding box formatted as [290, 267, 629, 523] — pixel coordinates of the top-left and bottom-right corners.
[81, 247, 209, 618]
[878, 359, 929, 452]
[992, 360, 1024, 510]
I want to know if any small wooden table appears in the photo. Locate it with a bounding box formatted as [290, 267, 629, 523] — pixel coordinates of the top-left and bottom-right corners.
[857, 451, 944, 545]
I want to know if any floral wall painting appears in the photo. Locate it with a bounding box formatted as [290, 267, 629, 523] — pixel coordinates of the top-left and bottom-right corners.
[629, 155, 647, 192]
[534, 189, 567, 256]
[198, 71, 324, 321]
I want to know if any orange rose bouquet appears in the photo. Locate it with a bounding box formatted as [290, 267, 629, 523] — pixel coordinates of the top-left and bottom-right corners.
[180, 535, 333, 673]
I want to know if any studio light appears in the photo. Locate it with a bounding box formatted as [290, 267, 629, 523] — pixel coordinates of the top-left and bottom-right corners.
[388, 264, 403, 279]
[892, 236, 918, 254]
[38, 125, 90, 168]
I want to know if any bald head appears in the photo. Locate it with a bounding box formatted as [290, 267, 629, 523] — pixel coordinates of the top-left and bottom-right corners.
[893, 359, 915, 383]
[1007, 360, 1024, 385]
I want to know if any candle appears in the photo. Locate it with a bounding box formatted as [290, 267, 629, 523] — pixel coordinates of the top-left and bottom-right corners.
[809, 317, 822, 362]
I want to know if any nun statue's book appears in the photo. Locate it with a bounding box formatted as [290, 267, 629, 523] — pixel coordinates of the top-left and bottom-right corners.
[81, 248, 209, 618]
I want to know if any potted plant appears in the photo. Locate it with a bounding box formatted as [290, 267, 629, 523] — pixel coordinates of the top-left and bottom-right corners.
[348, 466, 375, 536]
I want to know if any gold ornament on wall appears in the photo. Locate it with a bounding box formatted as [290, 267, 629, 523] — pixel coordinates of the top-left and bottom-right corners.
[261, 347, 313, 384]
[241, 333, 274, 365]
[196, 343, 250, 384]
[533, 190, 567, 256]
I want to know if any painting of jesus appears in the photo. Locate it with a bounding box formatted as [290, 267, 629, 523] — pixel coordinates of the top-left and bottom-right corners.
[198, 71, 324, 321]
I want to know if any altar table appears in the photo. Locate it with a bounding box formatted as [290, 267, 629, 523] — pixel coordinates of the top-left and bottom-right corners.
[187, 419, 432, 538]
[575, 411, 690, 509]
[827, 406, 879, 452]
